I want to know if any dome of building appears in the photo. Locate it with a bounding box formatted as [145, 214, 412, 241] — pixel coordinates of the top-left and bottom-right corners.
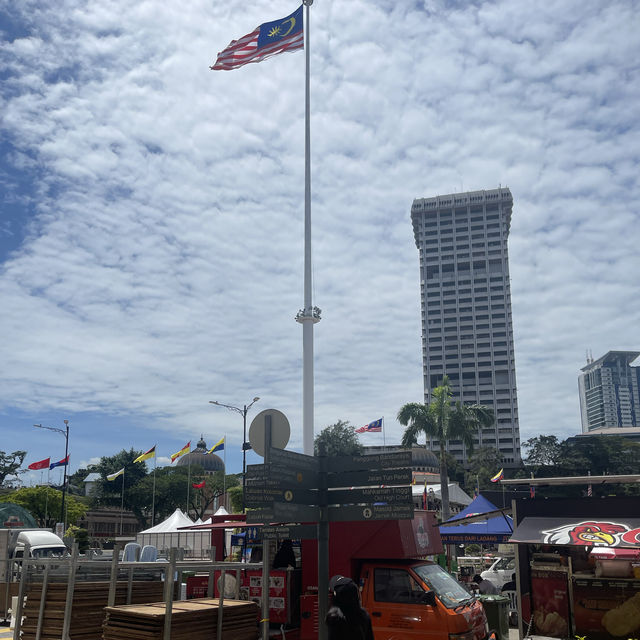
[176, 435, 225, 474]
[410, 446, 439, 472]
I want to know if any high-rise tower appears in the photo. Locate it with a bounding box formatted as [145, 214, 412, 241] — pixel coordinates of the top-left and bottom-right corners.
[411, 188, 521, 465]
[579, 351, 640, 432]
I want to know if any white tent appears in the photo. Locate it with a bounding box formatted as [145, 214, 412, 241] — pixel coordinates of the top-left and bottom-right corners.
[137, 509, 211, 558]
[412, 483, 473, 510]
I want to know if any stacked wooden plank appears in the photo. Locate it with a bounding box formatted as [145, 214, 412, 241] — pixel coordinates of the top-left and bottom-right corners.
[103, 598, 259, 640]
[21, 581, 165, 640]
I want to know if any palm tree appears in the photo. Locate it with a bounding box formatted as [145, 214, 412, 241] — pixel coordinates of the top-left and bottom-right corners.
[397, 376, 494, 521]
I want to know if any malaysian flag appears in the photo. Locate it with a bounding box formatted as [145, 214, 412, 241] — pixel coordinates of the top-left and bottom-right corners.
[355, 419, 383, 434]
[211, 6, 304, 71]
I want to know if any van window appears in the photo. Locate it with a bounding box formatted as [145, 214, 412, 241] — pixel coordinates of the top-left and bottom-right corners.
[413, 564, 473, 608]
[493, 557, 515, 571]
[32, 547, 68, 559]
[374, 568, 426, 604]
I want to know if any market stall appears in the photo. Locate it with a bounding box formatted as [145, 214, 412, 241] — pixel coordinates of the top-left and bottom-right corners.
[510, 495, 640, 640]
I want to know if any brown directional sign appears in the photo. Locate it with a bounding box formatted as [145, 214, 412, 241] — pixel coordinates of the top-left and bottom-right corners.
[246, 463, 319, 489]
[326, 451, 412, 473]
[269, 447, 319, 472]
[245, 485, 318, 508]
[246, 502, 320, 524]
[328, 503, 414, 522]
[327, 486, 412, 505]
[260, 524, 317, 540]
[327, 467, 412, 488]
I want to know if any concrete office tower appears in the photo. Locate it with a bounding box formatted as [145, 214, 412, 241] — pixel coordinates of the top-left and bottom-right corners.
[411, 188, 521, 466]
[579, 351, 640, 432]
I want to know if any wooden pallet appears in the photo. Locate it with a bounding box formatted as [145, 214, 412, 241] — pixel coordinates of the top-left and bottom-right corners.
[21, 581, 165, 640]
[103, 598, 259, 640]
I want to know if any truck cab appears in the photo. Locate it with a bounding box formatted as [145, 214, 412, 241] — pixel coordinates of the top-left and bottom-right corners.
[12, 530, 68, 559]
[359, 559, 488, 640]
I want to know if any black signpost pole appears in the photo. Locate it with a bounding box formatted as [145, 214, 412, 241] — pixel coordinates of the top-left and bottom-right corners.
[261, 416, 272, 640]
[317, 442, 329, 640]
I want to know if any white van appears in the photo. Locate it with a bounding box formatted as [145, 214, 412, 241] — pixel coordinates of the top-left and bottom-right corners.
[12, 530, 68, 559]
[480, 556, 515, 590]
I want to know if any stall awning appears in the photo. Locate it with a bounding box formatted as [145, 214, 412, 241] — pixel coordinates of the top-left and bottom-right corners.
[510, 516, 640, 547]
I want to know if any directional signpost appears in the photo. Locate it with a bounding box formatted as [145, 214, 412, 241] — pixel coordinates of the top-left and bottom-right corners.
[260, 524, 317, 540]
[245, 411, 415, 640]
[327, 467, 412, 488]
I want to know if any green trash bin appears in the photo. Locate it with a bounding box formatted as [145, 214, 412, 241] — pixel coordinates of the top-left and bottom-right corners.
[478, 594, 510, 640]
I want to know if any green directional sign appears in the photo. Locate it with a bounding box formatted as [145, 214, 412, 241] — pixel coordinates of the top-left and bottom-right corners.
[245, 485, 318, 508]
[260, 524, 318, 540]
[246, 502, 320, 524]
[327, 467, 412, 488]
[326, 450, 412, 473]
[328, 503, 414, 522]
[246, 463, 319, 488]
[269, 447, 319, 472]
[327, 486, 412, 505]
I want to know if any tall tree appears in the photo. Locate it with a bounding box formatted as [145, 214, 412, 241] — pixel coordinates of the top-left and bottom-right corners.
[187, 471, 240, 519]
[465, 446, 505, 493]
[314, 420, 363, 457]
[0, 486, 86, 528]
[0, 450, 27, 487]
[398, 376, 494, 521]
[522, 435, 562, 467]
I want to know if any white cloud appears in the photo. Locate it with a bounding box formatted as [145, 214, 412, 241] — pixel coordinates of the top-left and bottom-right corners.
[0, 0, 638, 471]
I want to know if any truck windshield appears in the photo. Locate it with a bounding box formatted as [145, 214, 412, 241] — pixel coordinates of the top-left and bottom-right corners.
[413, 563, 473, 609]
[31, 547, 68, 559]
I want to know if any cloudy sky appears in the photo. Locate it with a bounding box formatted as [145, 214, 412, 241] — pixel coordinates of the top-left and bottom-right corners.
[1, 0, 639, 484]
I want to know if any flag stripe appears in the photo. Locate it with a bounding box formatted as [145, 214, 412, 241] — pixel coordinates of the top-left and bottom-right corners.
[212, 30, 303, 70]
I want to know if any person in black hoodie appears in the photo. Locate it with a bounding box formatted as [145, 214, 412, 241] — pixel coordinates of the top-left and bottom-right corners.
[326, 575, 374, 640]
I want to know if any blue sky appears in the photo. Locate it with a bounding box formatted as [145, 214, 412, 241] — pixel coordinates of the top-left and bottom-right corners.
[1, 0, 639, 485]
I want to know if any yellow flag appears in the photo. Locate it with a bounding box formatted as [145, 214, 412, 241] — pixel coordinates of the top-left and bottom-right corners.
[134, 446, 156, 463]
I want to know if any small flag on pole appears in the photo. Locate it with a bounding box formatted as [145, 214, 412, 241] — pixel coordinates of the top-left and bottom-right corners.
[422, 481, 427, 509]
[171, 442, 191, 463]
[530, 485, 535, 498]
[192, 480, 206, 489]
[134, 446, 156, 463]
[490, 468, 504, 483]
[28, 457, 51, 471]
[587, 483, 592, 497]
[207, 437, 225, 454]
[355, 419, 383, 434]
[211, 5, 304, 71]
[49, 455, 69, 470]
[107, 468, 125, 481]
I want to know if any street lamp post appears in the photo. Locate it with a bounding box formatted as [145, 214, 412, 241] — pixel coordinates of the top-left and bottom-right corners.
[34, 420, 70, 531]
[209, 397, 259, 512]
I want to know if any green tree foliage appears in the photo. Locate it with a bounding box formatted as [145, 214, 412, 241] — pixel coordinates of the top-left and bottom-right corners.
[187, 471, 240, 519]
[0, 450, 27, 487]
[65, 525, 90, 553]
[0, 486, 86, 528]
[522, 435, 640, 498]
[522, 435, 562, 467]
[314, 420, 363, 457]
[465, 447, 505, 492]
[398, 376, 494, 521]
[227, 486, 243, 513]
[91, 448, 150, 526]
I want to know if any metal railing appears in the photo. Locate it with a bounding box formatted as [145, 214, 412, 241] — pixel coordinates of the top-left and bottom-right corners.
[3, 544, 262, 640]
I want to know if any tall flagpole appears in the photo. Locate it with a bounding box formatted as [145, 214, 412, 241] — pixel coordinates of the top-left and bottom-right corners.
[223, 434, 227, 510]
[297, 0, 318, 457]
[119, 470, 125, 536]
[187, 456, 191, 516]
[382, 416, 386, 450]
[151, 455, 156, 526]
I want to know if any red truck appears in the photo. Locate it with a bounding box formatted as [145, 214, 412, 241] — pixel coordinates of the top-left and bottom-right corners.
[299, 511, 489, 640]
[193, 511, 490, 640]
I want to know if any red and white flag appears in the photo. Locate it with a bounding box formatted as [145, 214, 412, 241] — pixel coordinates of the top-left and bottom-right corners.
[211, 6, 303, 71]
[28, 457, 50, 471]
